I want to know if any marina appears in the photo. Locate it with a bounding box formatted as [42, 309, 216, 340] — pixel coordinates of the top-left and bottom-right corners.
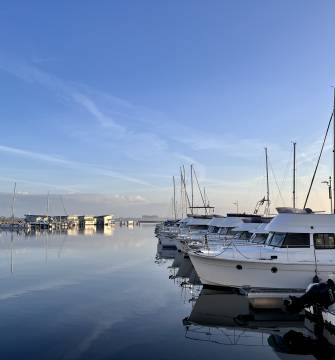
[1, 1, 335, 358]
[4, 99, 335, 357]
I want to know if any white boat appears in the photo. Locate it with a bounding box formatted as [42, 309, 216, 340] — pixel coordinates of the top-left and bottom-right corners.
[227, 221, 267, 246]
[175, 216, 212, 251]
[156, 219, 182, 248]
[248, 222, 271, 244]
[157, 219, 180, 237]
[196, 220, 270, 258]
[206, 214, 262, 243]
[189, 208, 335, 291]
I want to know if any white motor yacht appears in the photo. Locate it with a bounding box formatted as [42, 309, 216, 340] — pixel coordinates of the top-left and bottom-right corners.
[190, 208, 335, 291]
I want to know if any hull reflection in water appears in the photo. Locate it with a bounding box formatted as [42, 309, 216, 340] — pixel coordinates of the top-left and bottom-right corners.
[182, 288, 335, 358]
[155, 242, 178, 261]
[155, 240, 201, 287]
[171, 252, 201, 287]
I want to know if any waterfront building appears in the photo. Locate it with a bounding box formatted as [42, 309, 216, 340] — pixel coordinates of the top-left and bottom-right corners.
[78, 215, 97, 228]
[95, 215, 114, 227]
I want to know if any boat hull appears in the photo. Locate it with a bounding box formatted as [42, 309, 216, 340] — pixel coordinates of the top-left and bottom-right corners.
[189, 252, 335, 290]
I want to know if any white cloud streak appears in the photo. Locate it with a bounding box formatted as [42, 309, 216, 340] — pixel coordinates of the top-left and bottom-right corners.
[0, 144, 156, 187]
[0, 55, 194, 166]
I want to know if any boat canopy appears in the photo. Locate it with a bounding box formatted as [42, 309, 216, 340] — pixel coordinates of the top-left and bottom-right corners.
[253, 223, 269, 234]
[212, 216, 247, 228]
[232, 222, 262, 234]
[208, 216, 227, 227]
[178, 217, 190, 224]
[266, 213, 335, 234]
[186, 217, 212, 226]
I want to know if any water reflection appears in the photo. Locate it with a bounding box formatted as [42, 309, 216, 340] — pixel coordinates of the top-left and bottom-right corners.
[1, 228, 335, 359]
[0, 226, 139, 276]
[154, 236, 335, 360]
[182, 288, 335, 358]
[155, 242, 178, 261]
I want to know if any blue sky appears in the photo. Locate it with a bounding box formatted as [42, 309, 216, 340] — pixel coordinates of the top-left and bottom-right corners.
[0, 0, 335, 216]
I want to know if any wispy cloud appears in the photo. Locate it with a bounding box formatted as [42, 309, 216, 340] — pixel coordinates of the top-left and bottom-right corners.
[0, 54, 206, 170]
[72, 92, 126, 134]
[0, 175, 79, 193]
[0, 144, 156, 187]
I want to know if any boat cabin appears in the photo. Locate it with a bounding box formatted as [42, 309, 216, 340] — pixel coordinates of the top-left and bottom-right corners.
[264, 208, 335, 251]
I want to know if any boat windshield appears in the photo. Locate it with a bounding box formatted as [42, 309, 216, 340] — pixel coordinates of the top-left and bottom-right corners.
[221, 227, 236, 236]
[250, 233, 268, 244]
[266, 232, 310, 248]
[234, 231, 252, 240]
[208, 226, 219, 234]
[189, 225, 208, 231]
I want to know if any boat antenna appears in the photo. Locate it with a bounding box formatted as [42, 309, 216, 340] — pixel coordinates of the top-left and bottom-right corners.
[303, 112, 333, 209]
[293, 142, 297, 208]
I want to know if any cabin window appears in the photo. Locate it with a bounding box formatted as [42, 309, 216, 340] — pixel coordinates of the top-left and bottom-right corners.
[314, 233, 335, 249]
[190, 225, 208, 230]
[239, 231, 251, 240]
[268, 233, 286, 247]
[226, 228, 236, 236]
[267, 232, 310, 248]
[209, 226, 219, 234]
[219, 227, 227, 235]
[282, 233, 310, 248]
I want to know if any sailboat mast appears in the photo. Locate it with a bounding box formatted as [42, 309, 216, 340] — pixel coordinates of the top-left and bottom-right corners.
[47, 192, 50, 220]
[293, 142, 296, 208]
[11, 182, 17, 225]
[181, 165, 192, 213]
[180, 168, 184, 218]
[265, 147, 270, 215]
[333, 88, 335, 214]
[173, 176, 177, 220]
[190, 164, 194, 214]
[10, 182, 16, 274]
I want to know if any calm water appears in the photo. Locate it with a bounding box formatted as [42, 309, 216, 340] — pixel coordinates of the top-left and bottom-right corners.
[0, 225, 330, 359]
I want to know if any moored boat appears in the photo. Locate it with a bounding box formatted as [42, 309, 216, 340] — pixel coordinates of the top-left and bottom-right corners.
[189, 208, 335, 291]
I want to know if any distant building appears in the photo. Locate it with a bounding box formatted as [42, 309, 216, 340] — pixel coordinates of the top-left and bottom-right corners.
[95, 215, 114, 227]
[24, 214, 115, 229]
[25, 214, 50, 224]
[67, 215, 79, 227]
[78, 215, 96, 228]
